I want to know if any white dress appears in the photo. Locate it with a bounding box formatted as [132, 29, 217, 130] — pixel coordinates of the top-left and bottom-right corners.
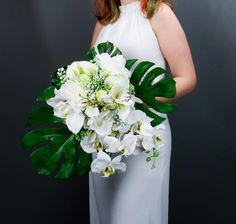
[89, 1, 172, 224]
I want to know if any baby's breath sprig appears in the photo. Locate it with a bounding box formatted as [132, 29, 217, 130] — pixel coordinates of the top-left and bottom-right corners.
[86, 72, 105, 93]
[75, 129, 92, 141]
[56, 67, 68, 84]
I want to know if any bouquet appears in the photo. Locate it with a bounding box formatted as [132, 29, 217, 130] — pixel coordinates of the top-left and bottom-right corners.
[22, 41, 176, 179]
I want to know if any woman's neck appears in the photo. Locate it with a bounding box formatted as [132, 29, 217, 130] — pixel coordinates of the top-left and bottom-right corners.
[120, 0, 139, 6]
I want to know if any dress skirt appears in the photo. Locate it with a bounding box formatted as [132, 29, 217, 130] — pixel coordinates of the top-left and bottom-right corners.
[89, 118, 172, 224]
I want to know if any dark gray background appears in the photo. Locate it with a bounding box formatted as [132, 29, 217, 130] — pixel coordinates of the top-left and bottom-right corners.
[0, 0, 235, 223]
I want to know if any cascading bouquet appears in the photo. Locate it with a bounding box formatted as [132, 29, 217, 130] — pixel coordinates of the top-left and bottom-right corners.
[22, 41, 176, 179]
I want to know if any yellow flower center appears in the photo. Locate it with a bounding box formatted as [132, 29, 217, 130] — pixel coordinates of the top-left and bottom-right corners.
[118, 145, 128, 154]
[92, 140, 103, 151]
[133, 122, 142, 134]
[102, 166, 115, 177]
[153, 135, 162, 145]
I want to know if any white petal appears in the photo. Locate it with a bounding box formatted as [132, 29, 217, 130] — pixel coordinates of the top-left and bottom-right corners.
[102, 136, 120, 153]
[112, 162, 126, 173]
[91, 159, 108, 173]
[78, 61, 98, 75]
[97, 151, 111, 162]
[80, 135, 96, 154]
[127, 109, 146, 124]
[118, 105, 130, 121]
[142, 136, 154, 151]
[121, 134, 137, 155]
[85, 106, 99, 118]
[65, 111, 84, 134]
[140, 122, 153, 136]
[111, 154, 122, 163]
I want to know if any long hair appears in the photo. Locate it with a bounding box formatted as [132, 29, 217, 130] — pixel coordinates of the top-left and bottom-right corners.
[93, 0, 174, 25]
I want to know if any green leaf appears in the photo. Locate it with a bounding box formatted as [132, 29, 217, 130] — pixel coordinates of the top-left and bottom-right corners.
[76, 147, 92, 176]
[55, 135, 77, 179]
[36, 86, 55, 101]
[146, 77, 176, 98]
[130, 61, 155, 88]
[86, 40, 123, 61]
[97, 41, 115, 55]
[26, 106, 64, 126]
[137, 94, 176, 113]
[111, 47, 122, 57]
[125, 59, 138, 70]
[36, 134, 77, 178]
[86, 47, 97, 61]
[23, 127, 77, 179]
[130, 61, 177, 126]
[138, 67, 166, 93]
[22, 128, 71, 149]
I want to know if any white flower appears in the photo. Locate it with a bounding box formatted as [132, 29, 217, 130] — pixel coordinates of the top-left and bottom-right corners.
[46, 80, 87, 134]
[94, 52, 130, 77]
[80, 132, 104, 153]
[105, 74, 129, 90]
[91, 151, 126, 177]
[103, 133, 137, 156]
[141, 123, 166, 152]
[66, 61, 98, 82]
[127, 109, 153, 125]
[88, 110, 114, 136]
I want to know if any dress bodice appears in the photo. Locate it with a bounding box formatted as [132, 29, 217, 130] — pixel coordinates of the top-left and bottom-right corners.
[94, 0, 167, 118]
[95, 1, 166, 69]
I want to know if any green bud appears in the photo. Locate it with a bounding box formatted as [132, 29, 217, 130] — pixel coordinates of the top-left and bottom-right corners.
[153, 149, 159, 157]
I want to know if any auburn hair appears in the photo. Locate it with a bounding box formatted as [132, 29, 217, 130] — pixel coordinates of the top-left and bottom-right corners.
[93, 0, 174, 25]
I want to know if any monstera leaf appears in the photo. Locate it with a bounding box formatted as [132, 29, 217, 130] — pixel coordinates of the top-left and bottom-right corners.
[87, 40, 177, 126]
[22, 86, 92, 180]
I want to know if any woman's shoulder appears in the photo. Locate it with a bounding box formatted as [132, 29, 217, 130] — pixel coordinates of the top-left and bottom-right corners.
[149, 2, 181, 35]
[151, 3, 176, 23]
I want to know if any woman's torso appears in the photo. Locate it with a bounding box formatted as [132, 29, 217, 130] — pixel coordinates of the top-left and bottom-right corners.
[94, 0, 168, 119]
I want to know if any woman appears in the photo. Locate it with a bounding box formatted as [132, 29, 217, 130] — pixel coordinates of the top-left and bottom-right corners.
[89, 0, 197, 223]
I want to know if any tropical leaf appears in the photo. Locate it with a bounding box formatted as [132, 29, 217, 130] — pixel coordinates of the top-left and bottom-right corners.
[36, 86, 55, 102]
[26, 106, 63, 126]
[76, 147, 93, 176]
[22, 128, 77, 179]
[125, 59, 138, 70]
[86, 40, 123, 61]
[128, 61, 177, 126]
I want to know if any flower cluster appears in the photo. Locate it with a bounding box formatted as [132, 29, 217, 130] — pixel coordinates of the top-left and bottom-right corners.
[46, 52, 165, 177]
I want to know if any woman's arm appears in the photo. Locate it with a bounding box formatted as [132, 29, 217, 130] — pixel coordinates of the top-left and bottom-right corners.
[150, 3, 197, 103]
[90, 21, 104, 48]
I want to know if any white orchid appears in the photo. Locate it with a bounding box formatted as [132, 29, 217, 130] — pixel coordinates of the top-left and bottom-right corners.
[94, 52, 130, 77]
[91, 151, 126, 177]
[140, 123, 166, 152]
[103, 133, 137, 156]
[127, 109, 153, 125]
[46, 80, 87, 134]
[66, 61, 98, 82]
[80, 132, 104, 153]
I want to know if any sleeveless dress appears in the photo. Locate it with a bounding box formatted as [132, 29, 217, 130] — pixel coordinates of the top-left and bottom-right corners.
[89, 1, 172, 224]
